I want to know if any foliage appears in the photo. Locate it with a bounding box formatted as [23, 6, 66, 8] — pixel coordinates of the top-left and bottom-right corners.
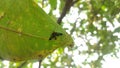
[0, 0, 120, 68]
[0, 0, 72, 67]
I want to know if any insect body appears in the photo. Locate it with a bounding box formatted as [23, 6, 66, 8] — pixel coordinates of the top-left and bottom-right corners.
[49, 32, 63, 40]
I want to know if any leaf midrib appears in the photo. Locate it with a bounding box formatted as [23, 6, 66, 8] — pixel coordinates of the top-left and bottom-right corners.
[0, 25, 47, 40]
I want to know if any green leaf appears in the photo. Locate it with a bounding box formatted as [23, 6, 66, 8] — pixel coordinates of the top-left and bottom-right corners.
[59, 0, 65, 12]
[0, 0, 73, 61]
[49, 0, 57, 9]
[114, 27, 120, 33]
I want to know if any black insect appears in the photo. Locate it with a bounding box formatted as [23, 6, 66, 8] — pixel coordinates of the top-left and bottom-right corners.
[49, 32, 63, 40]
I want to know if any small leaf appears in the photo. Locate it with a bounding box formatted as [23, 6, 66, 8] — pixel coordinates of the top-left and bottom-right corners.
[49, 0, 57, 9]
[114, 27, 120, 33]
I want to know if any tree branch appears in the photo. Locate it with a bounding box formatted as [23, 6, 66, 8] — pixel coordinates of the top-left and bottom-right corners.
[57, 0, 79, 25]
[38, 59, 42, 68]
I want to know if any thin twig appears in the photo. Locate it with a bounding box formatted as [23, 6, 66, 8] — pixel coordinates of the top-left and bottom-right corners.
[70, 22, 77, 35]
[70, 16, 81, 35]
[38, 60, 42, 68]
[57, 0, 79, 24]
